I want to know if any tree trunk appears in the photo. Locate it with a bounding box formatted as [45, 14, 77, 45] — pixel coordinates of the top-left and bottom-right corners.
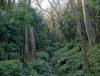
[28, 0, 31, 7]
[28, 26, 36, 58]
[82, 0, 96, 45]
[12, 0, 15, 7]
[0, 0, 3, 6]
[24, 26, 28, 54]
[69, 0, 90, 71]
[4, 0, 12, 60]
[5, 26, 9, 59]
[7, 0, 12, 13]
[21, 26, 28, 63]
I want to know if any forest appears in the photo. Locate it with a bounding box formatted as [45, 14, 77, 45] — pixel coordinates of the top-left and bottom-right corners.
[0, 0, 100, 76]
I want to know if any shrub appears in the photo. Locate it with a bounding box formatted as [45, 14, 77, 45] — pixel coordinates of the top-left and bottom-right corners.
[36, 51, 49, 62]
[0, 60, 20, 76]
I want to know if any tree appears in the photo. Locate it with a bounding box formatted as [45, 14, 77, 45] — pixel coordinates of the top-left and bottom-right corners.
[20, 0, 36, 63]
[28, 26, 36, 58]
[82, 0, 96, 45]
[4, 0, 12, 59]
[69, 0, 90, 71]
[7, 0, 12, 13]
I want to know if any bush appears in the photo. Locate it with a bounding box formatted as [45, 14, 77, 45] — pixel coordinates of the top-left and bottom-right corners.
[9, 52, 20, 60]
[52, 43, 100, 76]
[0, 59, 55, 76]
[31, 59, 52, 74]
[36, 51, 50, 62]
[0, 60, 20, 76]
[0, 51, 5, 60]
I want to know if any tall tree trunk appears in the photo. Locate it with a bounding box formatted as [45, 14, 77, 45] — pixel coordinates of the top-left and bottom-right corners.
[82, 0, 96, 45]
[5, 25, 9, 60]
[24, 26, 28, 54]
[28, 0, 31, 7]
[21, 0, 36, 63]
[12, 0, 15, 7]
[21, 26, 28, 63]
[5, 0, 11, 59]
[7, 0, 12, 13]
[27, 0, 31, 12]
[0, 0, 3, 7]
[4, 0, 12, 60]
[69, 0, 90, 71]
[29, 26, 36, 58]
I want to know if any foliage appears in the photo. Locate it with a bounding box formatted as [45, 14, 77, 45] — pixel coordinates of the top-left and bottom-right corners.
[36, 51, 50, 62]
[51, 43, 100, 76]
[88, 0, 100, 10]
[0, 60, 20, 76]
[0, 59, 55, 76]
[0, 0, 100, 76]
